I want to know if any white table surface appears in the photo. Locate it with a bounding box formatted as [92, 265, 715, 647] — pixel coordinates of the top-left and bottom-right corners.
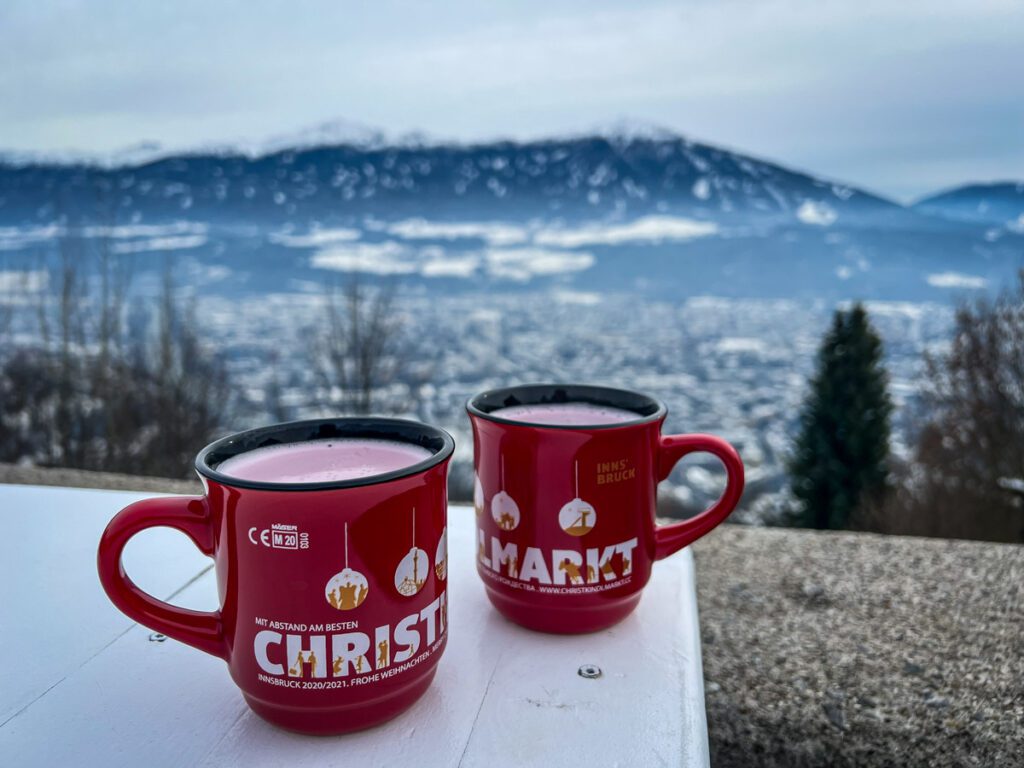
[0, 483, 709, 768]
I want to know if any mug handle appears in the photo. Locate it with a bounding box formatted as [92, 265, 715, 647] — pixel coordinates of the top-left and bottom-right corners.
[97, 495, 227, 659]
[654, 434, 745, 560]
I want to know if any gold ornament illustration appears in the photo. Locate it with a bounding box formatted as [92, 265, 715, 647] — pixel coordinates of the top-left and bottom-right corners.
[557, 558, 585, 585]
[500, 554, 518, 579]
[599, 557, 617, 579]
[473, 474, 484, 517]
[325, 523, 369, 611]
[434, 526, 448, 580]
[558, 461, 596, 536]
[289, 649, 318, 677]
[395, 507, 428, 597]
[491, 455, 520, 531]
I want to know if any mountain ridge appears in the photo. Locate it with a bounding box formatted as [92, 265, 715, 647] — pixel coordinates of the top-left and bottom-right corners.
[913, 182, 1024, 229]
[0, 128, 906, 228]
[0, 123, 1020, 303]
[3, 122, 1017, 225]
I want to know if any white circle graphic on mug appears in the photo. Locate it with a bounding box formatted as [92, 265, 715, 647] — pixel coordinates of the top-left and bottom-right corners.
[490, 454, 520, 531]
[395, 507, 428, 597]
[491, 491, 520, 531]
[325, 569, 370, 610]
[395, 548, 428, 596]
[558, 461, 596, 536]
[326, 523, 369, 610]
[473, 474, 484, 517]
[434, 527, 448, 580]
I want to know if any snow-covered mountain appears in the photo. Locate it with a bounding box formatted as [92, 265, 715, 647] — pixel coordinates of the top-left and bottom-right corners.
[0, 127, 901, 223]
[0, 126, 1020, 300]
[915, 182, 1024, 232]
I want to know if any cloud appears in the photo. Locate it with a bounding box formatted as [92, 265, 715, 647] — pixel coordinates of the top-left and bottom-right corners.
[534, 216, 718, 247]
[485, 248, 594, 281]
[552, 289, 601, 306]
[1, 1, 1020, 197]
[310, 242, 417, 274]
[0, 224, 63, 250]
[0, 269, 48, 294]
[421, 255, 481, 277]
[82, 221, 207, 238]
[388, 219, 528, 246]
[926, 272, 988, 289]
[269, 227, 361, 247]
[111, 234, 207, 253]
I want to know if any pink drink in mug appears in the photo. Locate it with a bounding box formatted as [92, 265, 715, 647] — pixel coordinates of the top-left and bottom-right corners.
[217, 438, 433, 483]
[488, 402, 637, 426]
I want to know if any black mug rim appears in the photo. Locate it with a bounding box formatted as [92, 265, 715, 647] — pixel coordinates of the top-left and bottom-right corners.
[195, 417, 455, 492]
[466, 383, 667, 431]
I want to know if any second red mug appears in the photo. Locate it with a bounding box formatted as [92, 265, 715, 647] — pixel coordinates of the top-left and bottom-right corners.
[468, 384, 744, 633]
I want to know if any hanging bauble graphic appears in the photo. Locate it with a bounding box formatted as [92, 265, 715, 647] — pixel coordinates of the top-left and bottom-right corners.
[325, 568, 370, 610]
[325, 522, 369, 610]
[490, 453, 519, 531]
[558, 497, 597, 536]
[491, 490, 520, 531]
[558, 461, 596, 536]
[395, 547, 429, 596]
[473, 475, 484, 517]
[434, 527, 448, 580]
[395, 507, 428, 597]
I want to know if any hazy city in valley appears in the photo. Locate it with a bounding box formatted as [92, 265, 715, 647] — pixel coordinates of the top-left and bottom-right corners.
[0, 127, 1019, 521]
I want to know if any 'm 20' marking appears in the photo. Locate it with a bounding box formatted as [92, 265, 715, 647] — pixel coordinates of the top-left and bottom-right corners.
[248, 524, 310, 550]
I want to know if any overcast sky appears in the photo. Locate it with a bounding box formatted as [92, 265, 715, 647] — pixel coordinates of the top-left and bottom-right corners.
[1, 0, 1021, 200]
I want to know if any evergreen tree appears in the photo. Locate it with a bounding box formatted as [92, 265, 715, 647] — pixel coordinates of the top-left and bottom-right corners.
[789, 304, 893, 529]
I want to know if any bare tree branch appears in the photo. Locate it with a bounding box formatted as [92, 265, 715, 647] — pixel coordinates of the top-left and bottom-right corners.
[313, 275, 408, 415]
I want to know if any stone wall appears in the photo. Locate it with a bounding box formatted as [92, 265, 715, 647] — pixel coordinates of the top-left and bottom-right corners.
[695, 526, 1023, 767]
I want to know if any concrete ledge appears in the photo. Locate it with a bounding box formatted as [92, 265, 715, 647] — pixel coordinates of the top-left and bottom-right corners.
[694, 525, 1023, 767]
[2, 466, 1020, 765]
[0, 463, 201, 495]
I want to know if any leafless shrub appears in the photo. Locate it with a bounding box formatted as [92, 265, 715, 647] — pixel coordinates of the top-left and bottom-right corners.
[861, 273, 1024, 542]
[0, 236, 231, 478]
[312, 276, 411, 415]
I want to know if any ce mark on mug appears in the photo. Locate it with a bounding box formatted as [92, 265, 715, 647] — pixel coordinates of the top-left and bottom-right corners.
[248, 524, 310, 551]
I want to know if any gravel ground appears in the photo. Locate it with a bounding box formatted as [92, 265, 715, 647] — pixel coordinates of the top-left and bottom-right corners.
[3, 465, 1021, 766]
[693, 525, 1024, 767]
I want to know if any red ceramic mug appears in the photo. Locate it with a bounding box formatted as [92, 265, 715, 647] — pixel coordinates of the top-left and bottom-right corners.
[97, 418, 454, 735]
[468, 384, 744, 633]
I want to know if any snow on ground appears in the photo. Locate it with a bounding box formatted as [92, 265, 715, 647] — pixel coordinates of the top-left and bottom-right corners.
[796, 200, 838, 226]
